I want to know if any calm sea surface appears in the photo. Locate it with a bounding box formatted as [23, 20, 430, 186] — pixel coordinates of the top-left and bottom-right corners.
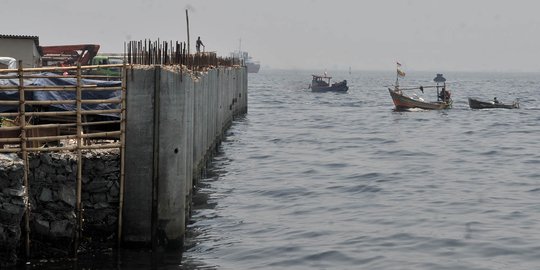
[180, 70, 540, 270]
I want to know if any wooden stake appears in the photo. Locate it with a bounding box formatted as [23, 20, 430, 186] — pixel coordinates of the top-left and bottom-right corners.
[75, 62, 83, 257]
[186, 9, 191, 55]
[18, 60, 31, 260]
[117, 61, 127, 247]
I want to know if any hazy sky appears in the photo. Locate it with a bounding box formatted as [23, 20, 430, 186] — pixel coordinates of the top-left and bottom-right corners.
[4, 0, 540, 71]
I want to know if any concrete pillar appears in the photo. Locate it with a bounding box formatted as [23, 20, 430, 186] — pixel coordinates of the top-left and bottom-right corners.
[124, 68, 156, 243]
[156, 69, 188, 247]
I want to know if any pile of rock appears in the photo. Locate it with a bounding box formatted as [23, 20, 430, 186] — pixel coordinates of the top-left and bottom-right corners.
[81, 150, 120, 250]
[0, 154, 25, 267]
[0, 149, 121, 265]
[28, 152, 77, 257]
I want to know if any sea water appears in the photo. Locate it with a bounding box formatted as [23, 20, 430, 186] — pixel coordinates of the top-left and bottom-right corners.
[180, 70, 540, 270]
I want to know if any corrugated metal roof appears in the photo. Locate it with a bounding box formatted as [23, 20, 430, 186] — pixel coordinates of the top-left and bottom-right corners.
[0, 34, 39, 46]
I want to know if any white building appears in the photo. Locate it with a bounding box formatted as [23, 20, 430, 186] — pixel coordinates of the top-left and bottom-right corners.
[0, 34, 41, 68]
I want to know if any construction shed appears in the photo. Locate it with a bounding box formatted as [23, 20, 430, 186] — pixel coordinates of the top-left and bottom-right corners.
[0, 34, 41, 68]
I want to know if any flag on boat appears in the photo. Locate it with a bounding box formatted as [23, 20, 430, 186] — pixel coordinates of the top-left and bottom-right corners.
[397, 67, 405, 77]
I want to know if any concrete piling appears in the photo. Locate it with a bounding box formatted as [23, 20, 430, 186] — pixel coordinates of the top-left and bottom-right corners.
[123, 65, 247, 249]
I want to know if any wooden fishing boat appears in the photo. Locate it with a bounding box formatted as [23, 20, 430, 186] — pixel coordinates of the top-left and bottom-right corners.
[388, 71, 452, 110]
[468, 98, 519, 109]
[310, 75, 348, 92]
[388, 88, 451, 110]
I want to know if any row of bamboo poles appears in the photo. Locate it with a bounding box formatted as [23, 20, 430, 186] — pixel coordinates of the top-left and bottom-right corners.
[0, 61, 127, 259]
[125, 40, 243, 69]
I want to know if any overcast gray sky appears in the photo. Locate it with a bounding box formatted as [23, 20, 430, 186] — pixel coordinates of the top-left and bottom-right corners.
[4, 0, 540, 71]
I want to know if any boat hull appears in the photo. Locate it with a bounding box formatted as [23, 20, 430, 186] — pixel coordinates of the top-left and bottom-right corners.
[468, 98, 519, 109]
[388, 89, 451, 110]
[312, 81, 349, 92]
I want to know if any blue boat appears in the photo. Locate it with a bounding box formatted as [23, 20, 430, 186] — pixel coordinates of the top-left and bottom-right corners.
[310, 74, 348, 92]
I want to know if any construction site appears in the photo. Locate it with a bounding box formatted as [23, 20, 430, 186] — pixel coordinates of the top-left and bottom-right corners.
[0, 34, 248, 267]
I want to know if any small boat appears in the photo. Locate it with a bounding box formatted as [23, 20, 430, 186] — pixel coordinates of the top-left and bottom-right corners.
[468, 98, 519, 109]
[388, 70, 452, 110]
[310, 74, 348, 92]
[389, 87, 452, 110]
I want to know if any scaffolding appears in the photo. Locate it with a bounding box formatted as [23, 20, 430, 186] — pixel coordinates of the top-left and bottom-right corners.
[0, 61, 127, 259]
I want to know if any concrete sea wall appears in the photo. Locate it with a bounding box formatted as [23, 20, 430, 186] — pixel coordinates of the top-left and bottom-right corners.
[123, 66, 247, 248]
[0, 65, 247, 265]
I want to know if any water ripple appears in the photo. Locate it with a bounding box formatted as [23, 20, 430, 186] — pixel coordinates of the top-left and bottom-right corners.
[183, 70, 540, 270]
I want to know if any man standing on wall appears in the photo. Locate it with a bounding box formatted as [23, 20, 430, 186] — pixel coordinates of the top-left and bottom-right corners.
[196, 36, 205, 53]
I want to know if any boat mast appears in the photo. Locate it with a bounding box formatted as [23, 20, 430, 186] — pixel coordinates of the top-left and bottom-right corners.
[239, 38, 242, 53]
[395, 65, 399, 87]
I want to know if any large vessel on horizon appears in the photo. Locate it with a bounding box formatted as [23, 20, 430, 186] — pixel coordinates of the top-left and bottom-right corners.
[230, 39, 260, 73]
[230, 50, 260, 73]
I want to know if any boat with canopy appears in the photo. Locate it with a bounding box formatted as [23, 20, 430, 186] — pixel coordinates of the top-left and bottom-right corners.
[388, 63, 452, 110]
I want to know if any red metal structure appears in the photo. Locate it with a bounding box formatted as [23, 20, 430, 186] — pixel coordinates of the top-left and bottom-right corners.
[40, 44, 100, 66]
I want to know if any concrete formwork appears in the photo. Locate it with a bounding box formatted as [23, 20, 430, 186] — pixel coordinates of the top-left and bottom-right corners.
[124, 66, 247, 249]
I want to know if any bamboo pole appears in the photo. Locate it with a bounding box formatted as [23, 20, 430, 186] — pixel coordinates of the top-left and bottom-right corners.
[81, 99, 122, 104]
[0, 109, 123, 118]
[80, 143, 122, 150]
[0, 112, 23, 117]
[2, 85, 118, 91]
[80, 75, 121, 79]
[0, 64, 124, 74]
[24, 99, 123, 106]
[0, 86, 20, 91]
[13, 85, 77, 91]
[80, 109, 122, 115]
[0, 100, 19, 105]
[117, 61, 127, 247]
[0, 75, 78, 79]
[27, 144, 123, 152]
[75, 62, 83, 257]
[18, 60, 31, 260]
[26, 134, 77, 142]
[26, 100, 76, 105]
[81, 86, 122, 91]
[0, 137, 21, 143]
[81, 120, 122, 126]
[10, 143, 122, 153]
[0, 148, 21, 153]
[1, 111, 74, 117]
[25, 123, 75, 129]
[0, 126, 21, 131]
[81, 131, 121, 138]
[25, 146, 76, 152]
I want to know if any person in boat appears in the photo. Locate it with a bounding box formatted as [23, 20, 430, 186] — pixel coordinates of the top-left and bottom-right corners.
[493, 97, 499, 104]
[439, 87, 451, 102]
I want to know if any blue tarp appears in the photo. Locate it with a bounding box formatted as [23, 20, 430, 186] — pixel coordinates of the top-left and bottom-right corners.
[0, 73, 121, 117]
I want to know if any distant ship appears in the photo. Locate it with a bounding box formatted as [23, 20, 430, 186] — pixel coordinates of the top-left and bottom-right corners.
[231, 50, 260, 73]
[245, 55, 261, 73]
[230, 39, 260, 73]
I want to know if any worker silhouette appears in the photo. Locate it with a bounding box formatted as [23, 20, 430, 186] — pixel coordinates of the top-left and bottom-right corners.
[196, 36, 205, 53]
